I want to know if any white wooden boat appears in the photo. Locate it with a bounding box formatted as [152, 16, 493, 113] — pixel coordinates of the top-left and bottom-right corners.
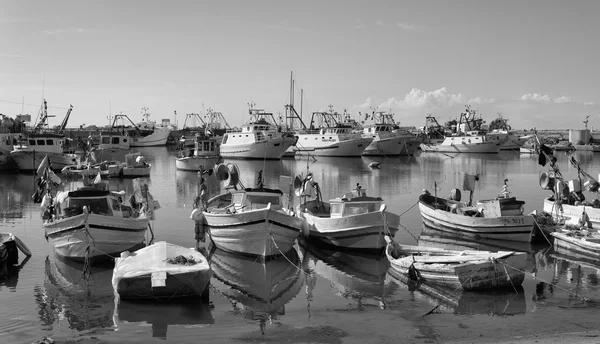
[112, 241, 212, 300]
[176, 134, 221, 171]
[43, 183, 156, 262]
[208, 244, 303, 322]
[89, 132, 130, 162]
[122, 153, 151, 177]
[219, 108, 296, 160]
[201, 164, 306, 257]
[384, 237, 526, 290]
[542, 195, 600, 230]
[418, 182, 533, 242]
[550, 230, 600, 260]
[11, 133, 79, 171]
[298, 175, 399, 251]
[61, 164, 101, 177]
[361, 112, 421, 156]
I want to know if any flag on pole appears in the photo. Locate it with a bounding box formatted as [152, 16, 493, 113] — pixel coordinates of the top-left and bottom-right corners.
[93, 172, 102, 184]
[37, 155, 50, 177]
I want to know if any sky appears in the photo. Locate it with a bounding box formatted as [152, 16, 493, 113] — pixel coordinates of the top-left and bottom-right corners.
[1, 0, 599, 130]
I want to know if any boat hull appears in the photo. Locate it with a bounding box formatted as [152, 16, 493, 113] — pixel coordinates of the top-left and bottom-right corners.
[294, 137, 372, 157]
[362, 136, 406, 156]
[122, 166, 151, 178]
[130, 129, 171, 147]
[420, 141, 503, 154]
[302, 209, 400, 251]
[203, 207, 303, 258]
[90, 148, 129, 162]
[400, 138, 423, 156]
[0, 152, 17, 171]
[113, 242, 212, 300]
[10, 151, 78, 171]
[175, 156, 220, 171]
[44, 213, 149, 262]
[543, 197, 600, 230]
[219, 136, 295, 160]
[418, 199, 533, 242]
[500, 134, 532, 150]
[551, 232, 600, 259]
[385, 243, 526, 290]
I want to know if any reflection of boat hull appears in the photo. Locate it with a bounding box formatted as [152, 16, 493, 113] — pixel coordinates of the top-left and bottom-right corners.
[551, 231, 600, 260]
[419, 195, 533, 242]
[10, 151, 78, 171]
[301, 205, 400, 251]
[220, 136, 295, 160]
[91, 148, 129, 162]
[204, 206, 302, 257]
[293, 137, 372, 157]
[363, 136, 406, 156]
[387, 272, 526, 315]
[113, 242, 212, 300]
[114, 298, 214, 339]
[44, 213, 149, 262]
[208, 246, 303, 314]
[0, 152, 17, 171]
[130, 128, 171, 147]
[175, 156, 220, 171]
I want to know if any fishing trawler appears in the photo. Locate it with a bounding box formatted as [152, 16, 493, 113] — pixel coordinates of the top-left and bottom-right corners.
[420, 106, 507, 154]
[110, 108, 171, 147]
[10, 100, 78, 171]
[219, 106, 296, 160]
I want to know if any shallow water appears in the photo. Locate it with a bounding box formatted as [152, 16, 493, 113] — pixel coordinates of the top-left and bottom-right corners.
[2, 148, 600, 343]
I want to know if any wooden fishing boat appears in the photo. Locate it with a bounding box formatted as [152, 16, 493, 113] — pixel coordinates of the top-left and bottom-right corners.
[122, 153, 151, 177]
[418, 175, 533, 242]
[43, 181, 157, 262]
[550, 229, 600, 260]
[298, 174, 399, 251]
[112, 241, 212, 300]
[384, 236, 526, 290]
[201, 163, 306, 258]
[175, 134, 221, 171]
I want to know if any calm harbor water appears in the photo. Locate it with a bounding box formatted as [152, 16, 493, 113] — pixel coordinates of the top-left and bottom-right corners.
[2, 148, 600, 343]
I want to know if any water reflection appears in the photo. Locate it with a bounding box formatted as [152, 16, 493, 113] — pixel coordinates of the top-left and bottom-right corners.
[221, 159, 288, 190]
[299, 240, 397, 310]
[0, 255, 30, 290]
[386, 271, 526, 315]
[113, 299, 214, 339]
[175, 170, 221, 206]
[207, 244, 304, 334]
[36, 254, 114, 331]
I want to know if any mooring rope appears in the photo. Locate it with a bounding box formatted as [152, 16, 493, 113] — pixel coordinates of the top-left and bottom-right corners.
[530, 214, 554, 246]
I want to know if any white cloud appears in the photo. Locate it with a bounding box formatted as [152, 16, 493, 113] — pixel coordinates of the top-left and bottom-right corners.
[520, 93, 551, 103]
[351, 97, 375, 112]
[468, 97, 496, 104]
[375, 21, 385, 26]
[380, 87, 467, 109]
[395, 21, 427, 32]
[354, 24, 366, 29]
[554, 96, 573, 104]
[585, 102, 596, 106]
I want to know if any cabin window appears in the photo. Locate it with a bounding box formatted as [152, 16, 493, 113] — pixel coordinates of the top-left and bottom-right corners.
[102, 137, 111, 144]
[222, 135, 228, 144]
[246, 194, 280, 206]
[37, 140, 45, 145]
[343, 203, 378, 216]
[210, 142, 215, 150]
[330, 203, 343, 216]
[231, 193, 244, 205]
[112, 137, 120, 144]
[204, 142, 210, 151]
[29, 139, 36, 145]
[69, 198, 112, 216]
[46, 140, 54, 145]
